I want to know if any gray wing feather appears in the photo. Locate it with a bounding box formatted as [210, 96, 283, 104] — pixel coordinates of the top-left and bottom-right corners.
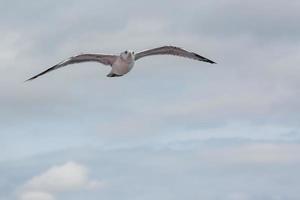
[26, 54, 117, 81]
[135, 46, 216, 64]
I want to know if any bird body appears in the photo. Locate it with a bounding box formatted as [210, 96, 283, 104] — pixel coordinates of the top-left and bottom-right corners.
[108, 51, 135, 77]
[26, 46, 216, 81]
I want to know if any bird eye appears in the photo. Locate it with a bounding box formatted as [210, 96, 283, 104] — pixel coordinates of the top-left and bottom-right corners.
[125, 51, 128, 54]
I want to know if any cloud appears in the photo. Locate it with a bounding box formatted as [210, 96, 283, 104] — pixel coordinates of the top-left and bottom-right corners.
[24, 162, 89, 192]
[200, 143, 300, 165]
[18, 162, 105, 200]
[19, 191, 55, 200]
[1, 0, 300, 199]
[3, 138, 299, 200]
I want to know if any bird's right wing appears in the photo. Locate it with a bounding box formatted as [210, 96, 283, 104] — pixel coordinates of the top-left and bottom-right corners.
[26, 54, 117, 81]
[135, 46, 216, 64]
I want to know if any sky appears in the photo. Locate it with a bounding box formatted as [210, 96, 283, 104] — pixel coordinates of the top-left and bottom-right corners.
[1, 0, 300, 199]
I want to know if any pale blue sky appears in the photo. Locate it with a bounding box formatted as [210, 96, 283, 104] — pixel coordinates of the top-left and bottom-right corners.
[1, 0, 300, 200]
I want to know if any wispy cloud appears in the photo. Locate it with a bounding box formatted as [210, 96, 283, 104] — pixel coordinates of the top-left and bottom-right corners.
[1, 0, 300, 199]
[199, 143, 300, 165]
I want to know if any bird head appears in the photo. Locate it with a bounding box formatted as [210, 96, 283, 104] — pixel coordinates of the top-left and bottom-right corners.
[121, 50, 135, 61]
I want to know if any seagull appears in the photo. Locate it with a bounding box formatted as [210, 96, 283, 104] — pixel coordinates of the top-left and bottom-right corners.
[26, 46, 216, 81]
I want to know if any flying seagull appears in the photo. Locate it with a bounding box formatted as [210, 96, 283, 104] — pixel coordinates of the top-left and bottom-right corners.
[26, 46, 216, 81]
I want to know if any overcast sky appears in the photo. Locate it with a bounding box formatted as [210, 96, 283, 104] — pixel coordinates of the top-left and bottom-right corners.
[1, 0, 300, 200]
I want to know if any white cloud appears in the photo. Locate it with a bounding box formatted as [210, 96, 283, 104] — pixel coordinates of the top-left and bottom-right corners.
[18, 162, 105, 200]
[24, 162, 88, 192]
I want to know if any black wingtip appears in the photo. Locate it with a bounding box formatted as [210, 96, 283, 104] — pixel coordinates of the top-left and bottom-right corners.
[193, 53, 217, 64]
[24, 78, 32, 83]
[206, 60, 217, 64]
[25, 77, 32, 81]
[24, 75, 38, 82]
[24, 65, 57, 82]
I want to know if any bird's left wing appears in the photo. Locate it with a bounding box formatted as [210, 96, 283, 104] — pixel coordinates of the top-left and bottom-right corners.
[134, 46, 216, 64]
[26, 54, 117, 81]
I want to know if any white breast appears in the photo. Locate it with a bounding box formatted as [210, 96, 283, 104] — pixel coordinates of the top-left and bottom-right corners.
[112, 57, 135, 75]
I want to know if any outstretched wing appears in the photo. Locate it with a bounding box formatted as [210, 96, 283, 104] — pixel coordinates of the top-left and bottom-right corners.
[134, 46, 216, 64]
[26, 54, 117, 81]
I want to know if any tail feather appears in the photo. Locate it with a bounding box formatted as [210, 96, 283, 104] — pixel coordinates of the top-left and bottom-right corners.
[107, 72, 123, 77]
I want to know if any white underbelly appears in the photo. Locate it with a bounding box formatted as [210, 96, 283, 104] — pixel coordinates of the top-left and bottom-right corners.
[112, 60, 135, 75]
